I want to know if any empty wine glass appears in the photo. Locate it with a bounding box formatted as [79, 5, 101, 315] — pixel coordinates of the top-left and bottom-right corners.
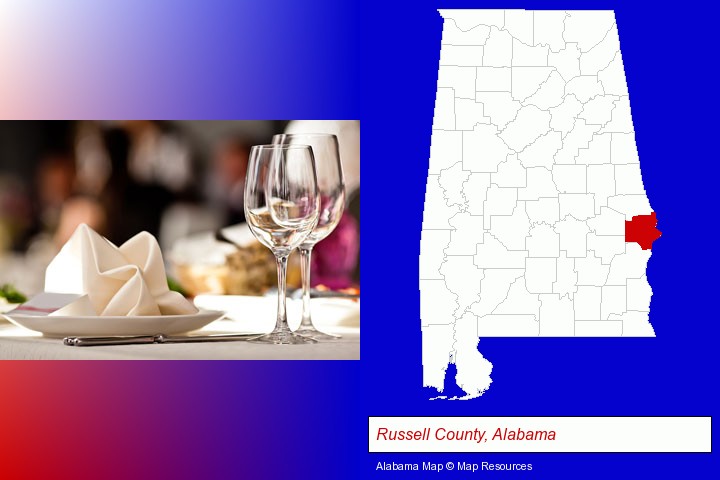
[244, 144, 320, 344]
[273, 133, 345, 340]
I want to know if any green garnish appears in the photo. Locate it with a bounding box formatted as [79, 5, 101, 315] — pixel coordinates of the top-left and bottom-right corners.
[0, 284, 28, 304]
[167, 277, 188, 297]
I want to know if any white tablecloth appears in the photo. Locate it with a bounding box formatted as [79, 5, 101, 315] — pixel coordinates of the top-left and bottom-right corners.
[0, 320, 359, 360]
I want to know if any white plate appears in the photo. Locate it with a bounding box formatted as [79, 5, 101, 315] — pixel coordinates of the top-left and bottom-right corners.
[1, 309, 225, 337]
[0, 303, 20, 316]
[193, 295, 360, 332]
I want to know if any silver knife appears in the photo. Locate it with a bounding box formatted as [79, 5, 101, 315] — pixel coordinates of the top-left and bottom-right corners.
[63, 333, 261, 347]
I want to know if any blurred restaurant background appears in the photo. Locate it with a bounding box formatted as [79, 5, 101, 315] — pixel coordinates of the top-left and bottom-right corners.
[0, 120, 360, 298]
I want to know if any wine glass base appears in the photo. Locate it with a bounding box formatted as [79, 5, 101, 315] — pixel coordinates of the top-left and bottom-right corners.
[294, 326, 341, 340]
[248, 330, 318, 345]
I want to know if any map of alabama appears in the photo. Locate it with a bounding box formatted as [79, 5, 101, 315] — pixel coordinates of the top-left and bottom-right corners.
[420, 10, 661, 400]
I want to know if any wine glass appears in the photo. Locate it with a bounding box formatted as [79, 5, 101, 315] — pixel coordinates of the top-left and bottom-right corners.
[273, 133, 345, 340]
[244, 144, 320, 344]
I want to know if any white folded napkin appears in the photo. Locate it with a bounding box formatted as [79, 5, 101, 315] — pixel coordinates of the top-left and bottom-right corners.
[44, 224, 198, 316]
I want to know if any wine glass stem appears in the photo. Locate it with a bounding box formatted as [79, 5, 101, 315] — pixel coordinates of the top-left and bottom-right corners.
[274, 254, 291, 333]
[299, 246, 314, 329]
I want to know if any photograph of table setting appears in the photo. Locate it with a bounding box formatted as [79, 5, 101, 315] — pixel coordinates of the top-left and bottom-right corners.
[0, 120, 360, 360]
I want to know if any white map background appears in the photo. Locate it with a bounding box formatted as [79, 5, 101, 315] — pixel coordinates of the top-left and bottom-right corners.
[420, 10, 656, 400]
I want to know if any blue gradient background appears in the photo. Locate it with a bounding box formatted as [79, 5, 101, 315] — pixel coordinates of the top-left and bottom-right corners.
[1, 0, 718, 478]
[0, 0, 358, 118]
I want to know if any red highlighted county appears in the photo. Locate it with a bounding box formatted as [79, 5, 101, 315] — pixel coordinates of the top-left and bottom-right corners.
[625, 212, 661, 250]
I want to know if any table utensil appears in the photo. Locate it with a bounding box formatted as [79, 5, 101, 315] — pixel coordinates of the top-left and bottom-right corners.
[64, 332, 261, 346]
